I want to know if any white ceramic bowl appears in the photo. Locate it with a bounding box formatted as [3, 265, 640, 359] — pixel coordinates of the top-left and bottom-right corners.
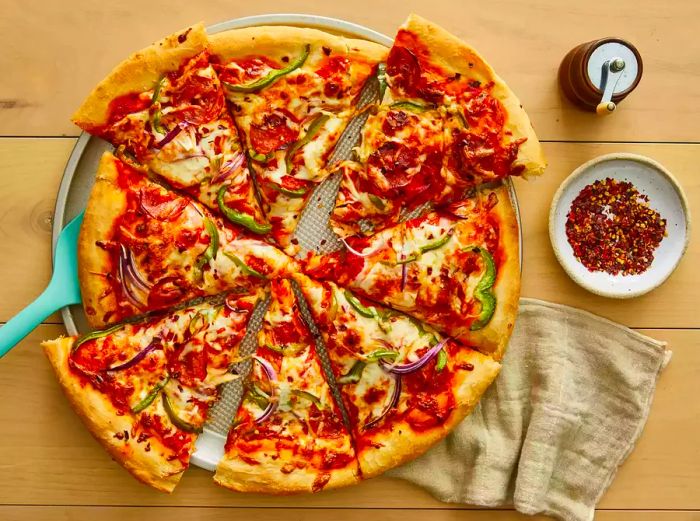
[549, 153, 691, 299]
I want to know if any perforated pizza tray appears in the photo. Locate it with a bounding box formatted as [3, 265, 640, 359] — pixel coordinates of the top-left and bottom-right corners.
[52, 14, 522, 472]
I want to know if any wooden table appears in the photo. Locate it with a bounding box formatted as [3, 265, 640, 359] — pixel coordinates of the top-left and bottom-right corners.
[1, 1, 699, 520]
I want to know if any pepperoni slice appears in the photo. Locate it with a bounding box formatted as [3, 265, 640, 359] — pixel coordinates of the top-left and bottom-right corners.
[249, 113, 299, 154]
[367, 141, 419, 190]
[168, 52, 225, 125]
[138, 188, 188, 221]
[168, 341, 208, 387]
[386, 46, 422, 93]
[382, 110, 410, 135]
[148, 277, 187, 309]
[106, 92, 151, 126]
[279, 175, 311, 192]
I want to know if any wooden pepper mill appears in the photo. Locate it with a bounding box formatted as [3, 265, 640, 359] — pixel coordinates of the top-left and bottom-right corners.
[559, 38, 643, 115]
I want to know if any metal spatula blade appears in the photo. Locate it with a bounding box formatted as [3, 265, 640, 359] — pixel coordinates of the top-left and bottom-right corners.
[0, 211, 83, 358]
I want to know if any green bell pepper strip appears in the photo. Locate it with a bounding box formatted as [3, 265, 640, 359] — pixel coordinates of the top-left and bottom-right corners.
[224, 252, 268, 279]
[225, 44, 310, 93]
[364, 349, 398, 362]
[368, 194, 386, 210]
[464, 246, 497, 330]
[151, 77, 165, 104]
[131, 376, 170, 413]
[395, 253, 419, 265]
[249, 150, 274, 164]
[72, 323, 123, 352]
[435, 349, 448, 372]
[343, 290, 391, 332]
[376, 63, 387, 101]
[245, 383, 271, 409]
[343, 290, 375, 318]
[194, 218, 219, 277]
[390, 100, 437, 112]
[291, 389, 322, 406]
[419, 231, 453, 254]
[150, 77, 166, 134]
[216, 185, 272, 234]
[267, 181, 310, 198]
[328, 290, 339, 321]
[162, 394, 203, 433]
[285, 113, 330, 173]
[337, 360, 366, 385]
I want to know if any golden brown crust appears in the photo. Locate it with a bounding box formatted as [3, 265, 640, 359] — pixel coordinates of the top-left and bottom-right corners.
[78, 152, 127, 329]
[400, 14, 546, 177]
[209, 25, 386, 66]
[72, 24, 208, 128]
[359, 349, 501, 478]
[465, 183, 522, 360]
[41, 337, 185, 493]
[214, 457, 359, 494]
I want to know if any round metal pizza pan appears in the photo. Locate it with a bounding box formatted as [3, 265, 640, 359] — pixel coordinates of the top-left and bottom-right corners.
[51, 14, 522, 472]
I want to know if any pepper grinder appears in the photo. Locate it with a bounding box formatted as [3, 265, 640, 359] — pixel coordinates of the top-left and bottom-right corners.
[559, 38, 643, 115]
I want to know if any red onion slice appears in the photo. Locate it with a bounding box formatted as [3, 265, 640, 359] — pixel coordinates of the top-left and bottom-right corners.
[118, 246, 148, 307]
[252, 356, 278, 424]
[380, 338, 449, 375]
[400, 262, 408, 290]
[121, 245, 152, 292]
[211, 151, 245, 185]
[155, 122, 186, 148]
[364, 374, 402, 430]
[106, 338, 161, 372]
[341, 237, 386, 257]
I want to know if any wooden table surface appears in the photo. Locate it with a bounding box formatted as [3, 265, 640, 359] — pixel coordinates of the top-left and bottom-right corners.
[1, 1, 699, 520]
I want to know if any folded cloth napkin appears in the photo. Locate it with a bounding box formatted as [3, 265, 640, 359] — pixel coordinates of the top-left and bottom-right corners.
[388, 298, 671, 521]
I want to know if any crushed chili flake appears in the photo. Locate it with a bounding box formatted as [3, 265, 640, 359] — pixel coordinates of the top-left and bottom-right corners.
[565, 178, 667, 275]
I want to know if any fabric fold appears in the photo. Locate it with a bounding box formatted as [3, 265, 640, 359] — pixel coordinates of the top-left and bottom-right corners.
[388, 298, 670, 521]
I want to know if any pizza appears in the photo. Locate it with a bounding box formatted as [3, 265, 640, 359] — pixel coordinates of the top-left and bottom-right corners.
[209, 27, 386, 252]
[79, 151, 298, 327]
[305, 184, 520, 359]
[330, 14, 546, 238]
[42, 291, 260, 492]
[72, 24, 268, 235]
[44, 15, 544, 493]
[292, 273, 501, 478]
[215, 279, 359, 493]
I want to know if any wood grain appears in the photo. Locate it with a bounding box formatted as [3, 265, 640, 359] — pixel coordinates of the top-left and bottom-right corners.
[0, 139, 696, 328]
[1, 325, 697, 509]
[2, 507, 699, 521]
[1, 0, 699, 141]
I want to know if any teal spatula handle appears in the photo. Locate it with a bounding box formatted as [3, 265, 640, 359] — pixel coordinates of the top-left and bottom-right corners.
[0, 281, 64, 358]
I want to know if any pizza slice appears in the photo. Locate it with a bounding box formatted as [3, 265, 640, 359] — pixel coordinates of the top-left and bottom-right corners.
[307, 185, 519, 360]
[72, 24, 269, 235]
[330, 14, 546, 237]
[293, 273, 501, 478]
[80, 152, 299, 328]
[210, 26, 387, 252]
[215, 279, 359, 493]
[42, 291, 261, 492]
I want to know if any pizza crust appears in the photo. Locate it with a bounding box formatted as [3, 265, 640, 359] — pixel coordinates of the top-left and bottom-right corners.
[78, 152, 128, 329]
[209, 25, 386, 66]
[42, 336, 186, 493]
[359, 347, 501, 479]
[465, 183, 522, 360]
[214, 455, 359, 494]
[399, 14, 546, 178]
[72, 23, 208, 128]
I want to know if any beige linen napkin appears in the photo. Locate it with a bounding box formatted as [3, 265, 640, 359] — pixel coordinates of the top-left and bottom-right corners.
[388, 298, 671, 521]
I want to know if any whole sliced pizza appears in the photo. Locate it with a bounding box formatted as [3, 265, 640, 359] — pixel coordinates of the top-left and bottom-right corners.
[44, 13, 546, 494]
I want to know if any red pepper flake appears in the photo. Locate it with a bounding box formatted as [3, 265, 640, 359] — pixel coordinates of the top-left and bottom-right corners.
[565, 178, 667, 275]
